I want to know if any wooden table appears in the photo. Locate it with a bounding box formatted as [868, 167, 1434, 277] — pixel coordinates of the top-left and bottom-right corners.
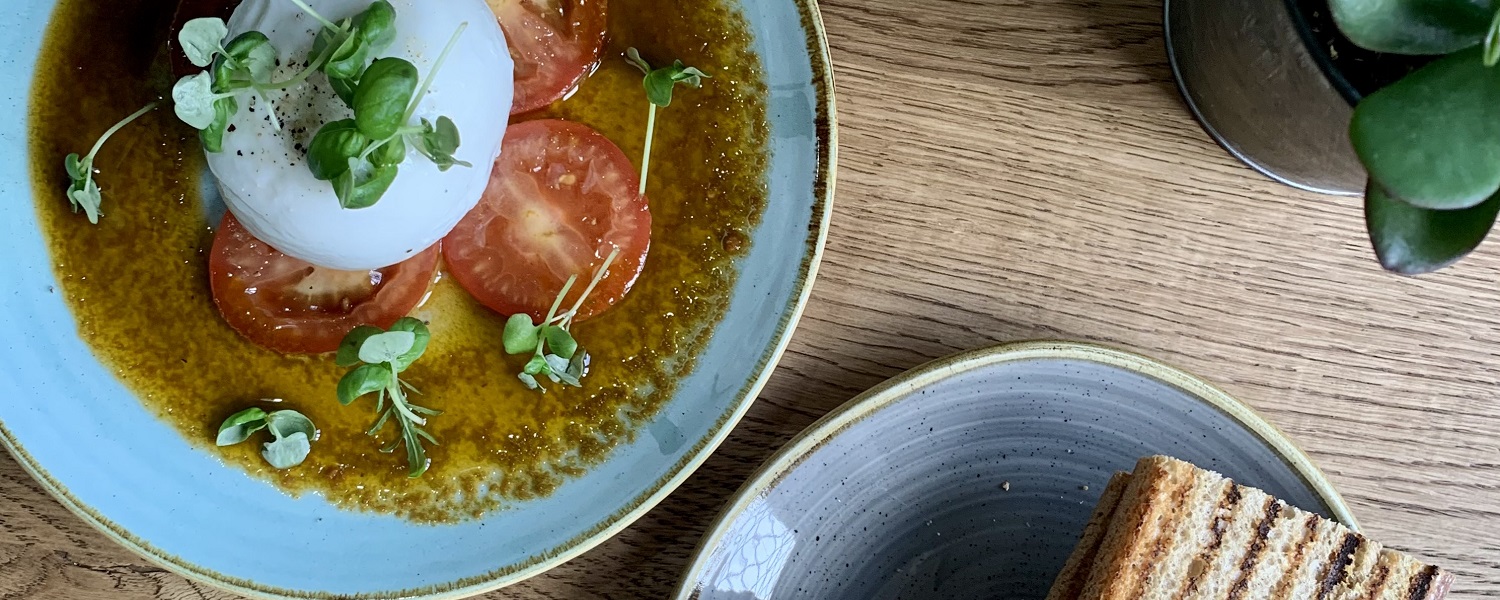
[6, 0, 1500, 597]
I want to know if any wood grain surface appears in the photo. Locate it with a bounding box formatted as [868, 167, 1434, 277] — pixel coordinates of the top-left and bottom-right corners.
[6, 0, 1500, 597]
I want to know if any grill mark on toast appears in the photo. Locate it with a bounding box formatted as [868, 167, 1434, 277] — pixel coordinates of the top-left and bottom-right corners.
[1317, 533, 1361, 600]
[1407, 565, 1439, 600]
[1128, 470, 1194, 598]
[1227, 497, 1281, 600]
[1181, 483, 1241, 597]
[1270, 513, 1321, 597]
[1366, 564, 1392, 600]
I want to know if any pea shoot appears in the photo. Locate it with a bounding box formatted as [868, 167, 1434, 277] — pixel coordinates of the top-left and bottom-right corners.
[502, 247, 622, 391]
[216, 407, 317, 469]
[170, 1, 469, 209]
[624, 48, 709, 196]
[335, 317, 440, 477]
[63, 102, 157, 224]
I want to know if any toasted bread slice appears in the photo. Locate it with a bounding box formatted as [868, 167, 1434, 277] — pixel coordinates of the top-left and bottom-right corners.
[1046, 471, 1132, 600]
[1053, 456, 1452, 600]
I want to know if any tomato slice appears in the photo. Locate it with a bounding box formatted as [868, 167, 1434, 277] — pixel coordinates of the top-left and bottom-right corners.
[209, 214, 440, 354]
[444, 119, 650, 323]
[489, 0, 608, 114]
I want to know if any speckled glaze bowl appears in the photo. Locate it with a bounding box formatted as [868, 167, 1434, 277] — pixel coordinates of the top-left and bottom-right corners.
[0, 1, 834, 598]
[675, 342, 1355, 600]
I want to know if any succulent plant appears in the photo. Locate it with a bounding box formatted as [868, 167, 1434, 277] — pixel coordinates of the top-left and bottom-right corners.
[1333, 0, 1500, 273]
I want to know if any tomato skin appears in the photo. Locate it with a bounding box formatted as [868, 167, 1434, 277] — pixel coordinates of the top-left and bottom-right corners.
[491, 0, 608, 114]
[444, 119, 650, 323]
[209, 214, 440, 354]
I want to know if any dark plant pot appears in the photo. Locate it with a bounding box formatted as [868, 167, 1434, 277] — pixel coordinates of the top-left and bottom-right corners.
[1163, 0, 1428, 196]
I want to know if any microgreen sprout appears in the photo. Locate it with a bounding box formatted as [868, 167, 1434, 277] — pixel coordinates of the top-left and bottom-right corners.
[306, 19, 471, 208]
[64, 102, 158, 224]
[170, 1, 465, 209]
[335, 317, 440, 477]
[172, 14, 338, 149]
[502, 247, 622, 391]
[625, 48, 709, 196]
[216, 406, 317, 469]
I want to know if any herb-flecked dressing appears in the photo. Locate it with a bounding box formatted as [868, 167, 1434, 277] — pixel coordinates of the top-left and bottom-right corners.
[28, 0, 768, 522]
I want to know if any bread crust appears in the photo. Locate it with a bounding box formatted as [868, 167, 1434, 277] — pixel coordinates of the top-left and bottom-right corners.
[1046, 472, 1132, 600]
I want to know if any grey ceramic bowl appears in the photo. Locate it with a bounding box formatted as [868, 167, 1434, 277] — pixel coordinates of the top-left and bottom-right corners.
[675, 341, 1355, 600]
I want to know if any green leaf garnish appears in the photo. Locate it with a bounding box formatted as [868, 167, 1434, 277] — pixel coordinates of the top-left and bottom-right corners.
[218, 31, 278, 87]
[354, 57, 418, 139]
[308, 119, 370, 181]
[172, 72, 223, 130]
[358, 330, 417, 364]
[624, 48, 709, 197]
[63, 102, 158, 224]
[334, 160, 399, 209]
[337, 363, 392, 405]
[414, 116, 471, 171]
[179, 17, 230, 68]
[337, 325, 385, 367]
[262, 432, 312, 469]
[215, 407, 316, 469]
[266, 409, 317, 440]
[335, 318, 439, 477]
[543, 326, 578, 360]
[167, 2, 469, 211]
[387, 316, 431, 370]
[504, 247, 619, 392]
[502, 314, 541, 354]
[216, 407, 268, 446]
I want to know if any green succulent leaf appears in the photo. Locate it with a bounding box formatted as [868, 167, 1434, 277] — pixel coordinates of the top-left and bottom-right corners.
[1367, 180, 1500, 273]
[1350, 47, 1500, 210]
[1330, 0, 1498, 55]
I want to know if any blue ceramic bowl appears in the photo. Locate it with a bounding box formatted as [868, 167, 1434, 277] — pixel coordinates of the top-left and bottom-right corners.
[676, 342, 1354, 600]
[0, 1, 835, 597]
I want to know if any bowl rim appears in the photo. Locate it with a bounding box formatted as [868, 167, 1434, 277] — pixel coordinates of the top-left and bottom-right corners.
[0, 0, 838, 597]
[671, 340, 1358, 599]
